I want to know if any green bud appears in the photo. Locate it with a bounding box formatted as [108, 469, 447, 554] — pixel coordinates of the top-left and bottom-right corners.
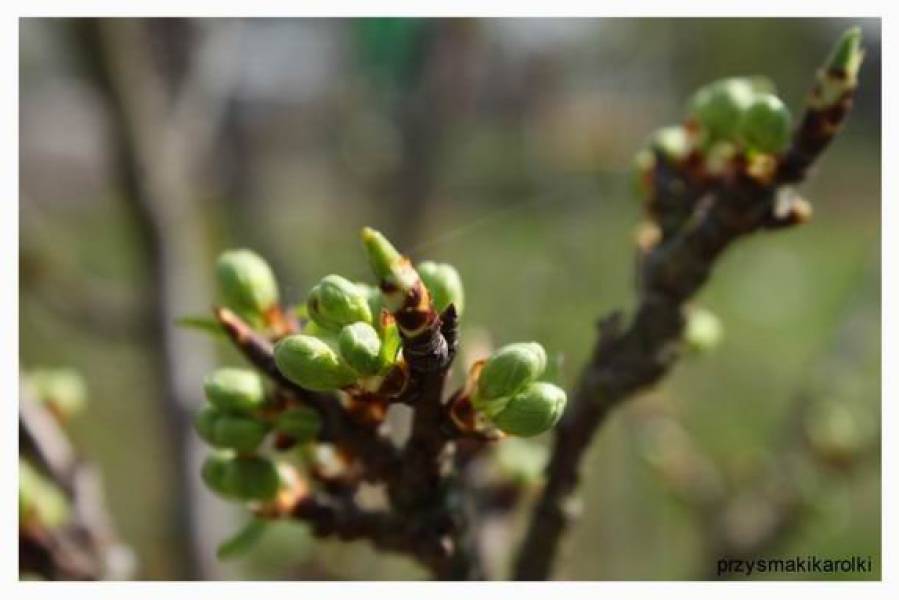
[274, 407, 322, 443]
[202, 454, 280, 501]
[307, 275, 372, 332]
[28, 368, 87, 418]
[491, 382, 567, 438]
[204, 368, 266, 414]
[361, 227, 403, 282]
[683, 307, 724, 353]
[417, 261, 465, 316]
[194, 405, 269, 453]
[827, 26, 863, 79]
[216, 249, 280, 325]
[689, 77, 758, 141]
[274, 334, 358, 391]
[201, 453, 233, 497]
[19, 460, 70, 528]
[804, 400, 869, 464]
[737, 93, 792, 154]
[476, 342, 547, 403]
[650, 125, 692, 162]
[812, 27, 865, 108]
[338, 322, 384, 376]
[356, 282, 385, 328]
[360, 227, 420, 310]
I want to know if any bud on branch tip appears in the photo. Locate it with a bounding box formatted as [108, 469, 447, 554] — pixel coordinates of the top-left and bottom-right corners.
[827, 26, 863, 79]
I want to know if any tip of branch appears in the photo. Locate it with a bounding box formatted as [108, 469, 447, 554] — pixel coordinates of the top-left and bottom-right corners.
[827, 27, 864, 77]
[360, 226, 403, 282]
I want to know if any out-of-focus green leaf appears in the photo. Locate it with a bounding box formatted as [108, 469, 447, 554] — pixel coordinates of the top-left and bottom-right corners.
[216, 518, 268, 560]
[175, 315, 226, 339]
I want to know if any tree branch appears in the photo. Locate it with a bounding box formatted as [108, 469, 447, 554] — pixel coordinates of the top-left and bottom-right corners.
[514, 40, 864, 580]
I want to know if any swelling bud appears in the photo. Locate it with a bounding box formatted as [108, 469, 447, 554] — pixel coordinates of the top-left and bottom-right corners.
[216, 249, 279, 326]
[19, 460, 70, 528]
[28, 368, 87, 418]
[491, 382, 567, 438]
[195, 405, 269, 453]
[307, 275, 373, 332]
[650, 125, 692, 163]
[689, 77, 758, 141]
[338, 322, 384, 376]
[683, 307, 724, 353]
[476, 342, 547, 402]
[274, 407, 322, 443]
[202, 454, 281, 501]
[737, 93, 792, 154]
[274, 334, 357, 391]
[360, 227, 422, 312]
[417, 261, 465, 316]
[204, 368, 266, 414]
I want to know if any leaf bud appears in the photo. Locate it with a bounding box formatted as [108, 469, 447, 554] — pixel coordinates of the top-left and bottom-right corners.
[338, 322, 384, 376]
[689, 77, 758, 141]
[491, 382, 567, 438]
[203, 368, 266, 414]
[360, 227, 422, 312]
[650, 125, 692, 163]
[355, 282, 385, 329]
[274, 407, 322, 444]
[27, 368, 87, 418]
[307, 275, 373, 332]
[825, 26, 864, 84]
[274, 334, 358, 391]
[19, 460, 70, 528]
[194, 405, 269, 453]
[810, 28, 865, 110]
[202, 454, 281, 501]
[737, 93, 793, 154]
[804, 400, 871, 467]
[417, 261, 465, 316]
[475, 342, 547, 403]
[683, 307, 724, 353]
[216, 249, 280, 326]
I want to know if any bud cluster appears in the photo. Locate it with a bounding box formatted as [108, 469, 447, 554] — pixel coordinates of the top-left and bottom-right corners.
[274, 274, 402, 393]
[471, 342, 567, 438]
[197, 227, 568, 559]
[634, 75, 793, 190]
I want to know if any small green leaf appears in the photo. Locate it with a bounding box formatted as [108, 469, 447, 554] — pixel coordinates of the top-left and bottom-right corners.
[176, 315, 226, 339]
[379, 317, 401, 369]
[216, 518, 268, 560]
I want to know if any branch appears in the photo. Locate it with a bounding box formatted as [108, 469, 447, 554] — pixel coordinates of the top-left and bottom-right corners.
[514, 32, 864, 580]
[74, 19, 243, 578]
[19, 384, 134, 580]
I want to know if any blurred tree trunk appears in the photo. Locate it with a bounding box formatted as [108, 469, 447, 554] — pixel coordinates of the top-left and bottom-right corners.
[351, 19, 482, 249]
[72, 18, 239, 579]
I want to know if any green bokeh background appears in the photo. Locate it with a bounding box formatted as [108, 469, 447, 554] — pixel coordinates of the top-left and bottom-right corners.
[19, 18, 880, 580]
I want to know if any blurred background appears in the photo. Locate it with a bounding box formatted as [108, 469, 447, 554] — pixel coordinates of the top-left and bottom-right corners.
[19, 18, 881, 580]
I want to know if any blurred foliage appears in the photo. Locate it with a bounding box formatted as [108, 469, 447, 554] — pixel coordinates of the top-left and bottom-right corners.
[19, 17, 880, 579]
